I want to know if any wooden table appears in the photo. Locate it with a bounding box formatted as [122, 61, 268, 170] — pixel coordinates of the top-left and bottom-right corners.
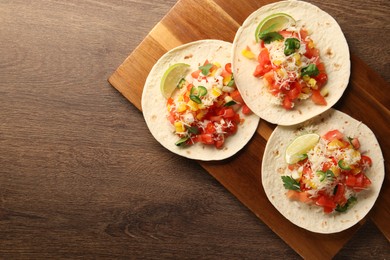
[1, 0, 389, 258]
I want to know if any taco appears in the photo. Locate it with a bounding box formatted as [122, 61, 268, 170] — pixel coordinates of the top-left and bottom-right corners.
[232, 0, 350, 125]
[262, 109, 384, 233]
[142, 40, 260, 161]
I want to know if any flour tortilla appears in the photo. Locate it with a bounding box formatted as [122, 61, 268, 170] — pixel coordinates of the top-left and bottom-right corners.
[232, 0, 350, 125]
[142, 40, 260, 161]
[262, 109, 384, 233]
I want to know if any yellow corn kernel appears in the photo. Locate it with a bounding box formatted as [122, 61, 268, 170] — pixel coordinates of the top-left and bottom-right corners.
[196, 110, 206, 120]
[308, 40, 315, 49]
[211, 87, 222, 97]
[174, 121, 185, 133]
[241, 46, 255, 59]
[302, 75, 310, 82]
[273, 60, 282, 66]
[331, 166, 341, 177]
[223, 75, 232, 86]
[293, 53, 301, 66]
[187, 100, 199, 111]
[277, 69, 286, 78]
[308, 78, 317, 89]
[213, 62, 221, 68]
[167, 104, 171, 112]
[176, 102, 187, 113]
[177, 95, 184, 102]
[328, 139, 345, 150]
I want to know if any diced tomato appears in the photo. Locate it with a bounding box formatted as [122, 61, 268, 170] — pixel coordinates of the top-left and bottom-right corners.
[205, 122, 216, 134]
[316, 195, 336, 213]
[219, 107, 235, 118]
[300, 29, 308, 40]
[311, 89, 327, 105]
[287, 81, 302, 100]
[345, 174, 356, 187]
[323, 130, 344, 142]
[210, 115, 223, 122]
[360, 155, 372, 167]
[230, 89, 245, 104]
[304, 44, 320, 59]
[191, 70, 201, 78]
[225, 63, 232, 74]
[254, 49, 272, 77]
[303, 165, 313, 178]
[198, 134, 214, 145]
[167, 113, 175, 124]
[263, 71, 275, 86]
[314, 73, 328, 88]
[282, 96, 294, 110]
[215, 139, 224, 149]
[322, 161, 334, 172]
[241, 104, 252, 115]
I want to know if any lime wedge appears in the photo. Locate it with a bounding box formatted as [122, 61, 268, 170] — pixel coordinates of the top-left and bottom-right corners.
[285, 133, 320, 164]
[255, 13, 296, 42]
[160, 63, 190, 99]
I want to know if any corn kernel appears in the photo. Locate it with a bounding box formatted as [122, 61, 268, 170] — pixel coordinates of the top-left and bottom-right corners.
[293, 53, 301, 66]
[277, 69, 286, 78]
[302, 87, 311, 94]
[223, 75, 232, 86]
[187, 100, 199, 111]
[308, 40, 315, 49]
[328, 139, 345, 150]
[241, 47, 255, 59]
[273, 60, 282, 66]
[177, 95, 184, 102]
[167, 104, 171, 112]
[212, 87, 222, 97]
[213, 62, 221, 68]
[331, 166, 341, 177]
[308, 78, 317, 88]
[176, 102, 187, 113]
[302, 75, 310, 82]
[174, 121, 185, 133]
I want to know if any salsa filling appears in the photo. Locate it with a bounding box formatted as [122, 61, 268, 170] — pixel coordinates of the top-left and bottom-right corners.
[247, 24, 329, 110]
[166, 61, 251, 149]
[282, 130, 372, 214]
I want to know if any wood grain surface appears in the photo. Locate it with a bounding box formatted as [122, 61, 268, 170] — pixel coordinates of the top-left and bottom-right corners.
[0, 0, 389, 259]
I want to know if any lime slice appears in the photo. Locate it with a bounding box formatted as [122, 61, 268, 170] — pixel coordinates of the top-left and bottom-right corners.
[285, 133, 320, 164]
[160, 63, 190, 99]
[255, 13, 296, 42]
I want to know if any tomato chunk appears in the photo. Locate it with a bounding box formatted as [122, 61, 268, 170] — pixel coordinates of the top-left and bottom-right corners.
[311, 89, 327, 105]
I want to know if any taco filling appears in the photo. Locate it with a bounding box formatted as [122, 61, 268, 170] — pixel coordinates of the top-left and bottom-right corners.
[166, 61, 252, 149]
[282, 129, 372, 214]
[248, 22, 328, 110]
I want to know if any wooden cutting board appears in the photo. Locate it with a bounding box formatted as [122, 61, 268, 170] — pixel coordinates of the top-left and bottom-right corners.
[108, 0, 390, 258]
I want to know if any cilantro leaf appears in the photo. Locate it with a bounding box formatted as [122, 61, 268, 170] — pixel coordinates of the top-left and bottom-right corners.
[301, 64, 319, 77]
[284, 38, 300, 56]
[259, 32, 284, 44]
[199, 63, 213, 76]
[281, 176, 301, 191]
[336, 196, 357, 212]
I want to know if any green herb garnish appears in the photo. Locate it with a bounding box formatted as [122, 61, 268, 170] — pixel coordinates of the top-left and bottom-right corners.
[281, 176, 301, 191]
[284, 38, 300, 56]
[175, 137, 189, 146]
[199, 63, 213, 76]
[336, 196, 357, 212]
[259, 31, 284, 44]
[301, 64, 319, 77]
[187, 126, 199, 135]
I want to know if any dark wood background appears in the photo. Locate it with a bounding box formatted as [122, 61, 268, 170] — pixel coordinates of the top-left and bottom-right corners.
[1, 0, 388, 258]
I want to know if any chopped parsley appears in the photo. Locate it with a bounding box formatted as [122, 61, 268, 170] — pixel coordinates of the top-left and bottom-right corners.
[281, 176, 301, 191]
